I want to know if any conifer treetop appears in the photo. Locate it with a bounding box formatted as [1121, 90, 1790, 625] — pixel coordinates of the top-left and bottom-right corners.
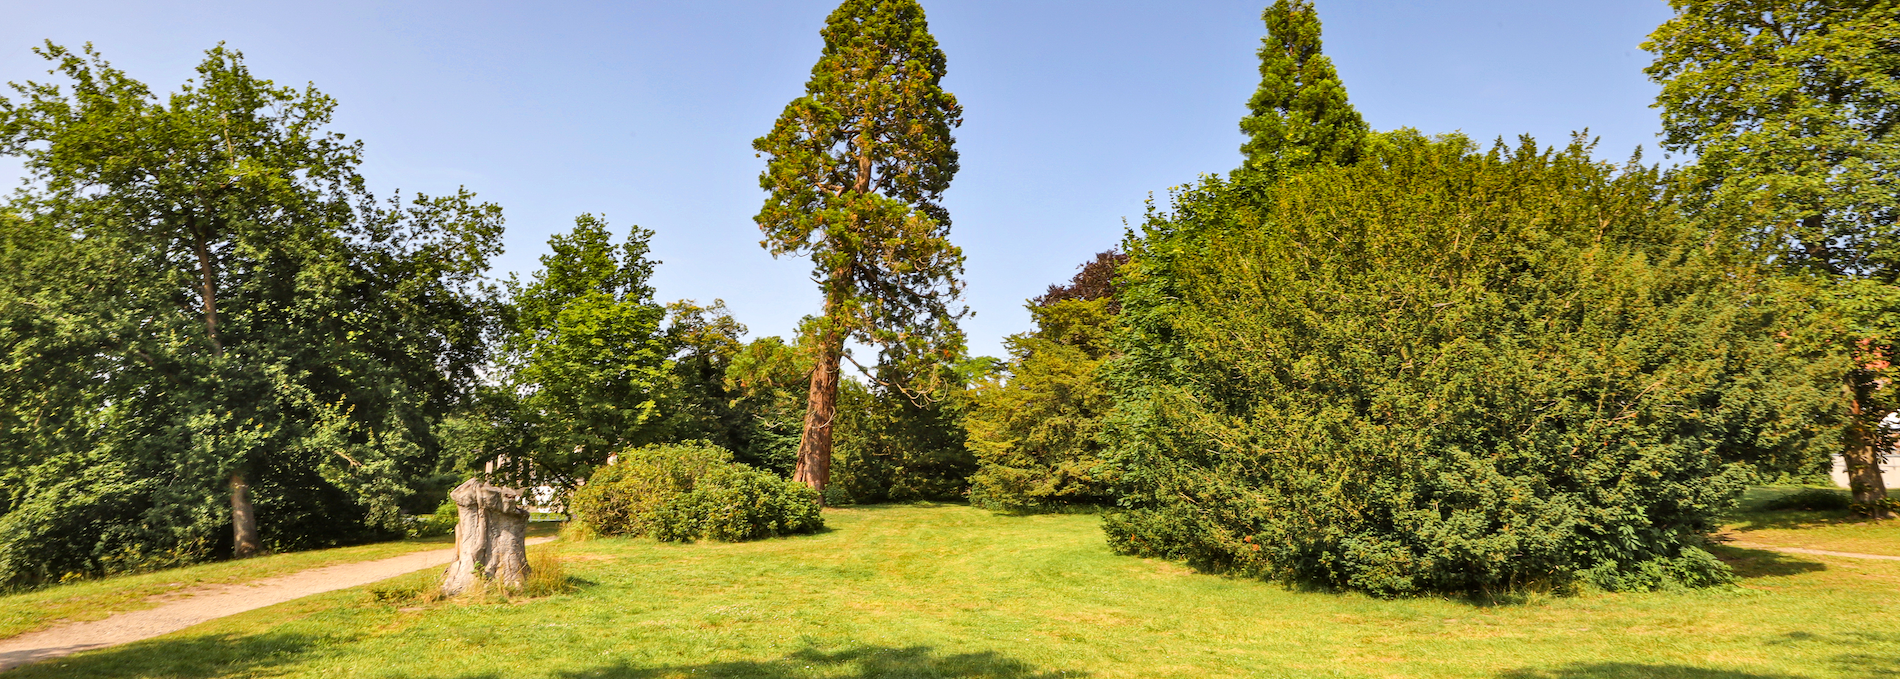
[1239, 0, 1369, 173]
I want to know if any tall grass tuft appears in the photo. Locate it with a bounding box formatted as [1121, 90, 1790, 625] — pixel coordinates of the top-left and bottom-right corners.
[522, 546, 572, 597]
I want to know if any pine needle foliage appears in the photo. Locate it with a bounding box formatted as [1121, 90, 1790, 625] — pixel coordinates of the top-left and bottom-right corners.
[1238, 0, 1369, 174]
[1103, 132, 1841, 596]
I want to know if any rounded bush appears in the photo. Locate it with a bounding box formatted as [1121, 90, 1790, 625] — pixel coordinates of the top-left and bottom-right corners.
[572, 442, 822, 542]
[1105, 134, 1838, 596]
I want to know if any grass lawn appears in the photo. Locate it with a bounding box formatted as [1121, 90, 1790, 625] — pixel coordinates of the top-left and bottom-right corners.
[0, 523, 558, 640]
[1719, 486, 1900, 558]
[15, 501, 1898, 679]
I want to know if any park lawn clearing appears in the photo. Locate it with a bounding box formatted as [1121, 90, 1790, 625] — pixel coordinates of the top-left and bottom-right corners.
[13, 503, 1900, 679]
[0, 523, 558, 641]
[1719, 486, 1900, 558]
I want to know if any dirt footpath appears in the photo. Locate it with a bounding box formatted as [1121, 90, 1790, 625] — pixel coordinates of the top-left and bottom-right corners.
[0, 537, 553, 672]
[1724, 541, 1900, 562]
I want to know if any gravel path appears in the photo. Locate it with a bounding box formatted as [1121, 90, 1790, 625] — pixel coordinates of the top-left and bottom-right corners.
[1725, 541, 1900, 562]
[0, 537, 553, 672]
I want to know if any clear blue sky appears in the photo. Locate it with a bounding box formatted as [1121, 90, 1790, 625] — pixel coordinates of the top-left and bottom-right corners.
[4, 1, 1676, 359]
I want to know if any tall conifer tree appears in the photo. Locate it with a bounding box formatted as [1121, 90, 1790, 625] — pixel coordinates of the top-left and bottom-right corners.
[1239, 0, 1369, 173]
[754, 0, 967, 499]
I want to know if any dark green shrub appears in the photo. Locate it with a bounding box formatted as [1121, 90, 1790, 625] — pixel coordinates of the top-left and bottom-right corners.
[571, 442, 821, 542]
[830, 362, 984, 506]
[405, 501, 459, 538]
[1105, 133, 1839, 596]
[1849, 497, 1900, 518]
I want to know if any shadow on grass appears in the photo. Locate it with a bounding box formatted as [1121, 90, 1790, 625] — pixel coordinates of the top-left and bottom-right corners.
[451, 645, 1080, 679]
[1723, 510, 1863, 532]
[1770, 631, 1900, 679]
[1498, 663, 1806, 678]
[3, 632, 331, 678]
[1827, 651, 1900, 679]
[10, 637, 1075, 679]
[1709, 545, 1826, 579]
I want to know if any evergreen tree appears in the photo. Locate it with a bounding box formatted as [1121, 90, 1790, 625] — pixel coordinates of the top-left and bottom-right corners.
[1647, 0, 1900, 512]
[967, 253, 1126, 513]
[753, 0, 968, 499]
[1238, 0, 1369, 173]
[1104, 134, 1839, 595]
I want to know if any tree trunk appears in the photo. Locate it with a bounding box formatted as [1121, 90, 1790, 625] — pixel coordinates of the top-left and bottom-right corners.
[795, 325, 842, 503]
[229, 472, 261, 558]
[442, 478, 532, 595]
[1844, 377, 1892, 519]
[195, 226, 265, 556]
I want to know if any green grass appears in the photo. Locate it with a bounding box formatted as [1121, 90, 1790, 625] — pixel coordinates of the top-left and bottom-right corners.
[16, 503, 1900, 679]
[0, 523, 558, 641]
[1721, 486, 1900, 557]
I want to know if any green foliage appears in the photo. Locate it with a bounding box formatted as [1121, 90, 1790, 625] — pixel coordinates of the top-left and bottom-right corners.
[1647, 0, 1900, 279]
[721, 336, 815, 475]
[1104, 132, 1840, 596]
[1238, 0, 1369, 174]
[0, 44, 502, 583]
[966, 254, 1126, 513]
[459, 215, 667, 493]
[1850, 496, 1900, 518]
[646, 301, 750, 453]
[404, 501, 459, 539]
[653, 471, 824, 542]
[829, 359, 990, 505]
[752, 0, 968, 351]
[1761, 488, 1852, 512]
[644, 302, 813, 476]
[570, 442, 821, 542]
[1647, 0, 1899, 506]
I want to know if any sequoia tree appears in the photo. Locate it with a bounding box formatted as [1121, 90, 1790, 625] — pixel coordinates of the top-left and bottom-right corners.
[753, 0, 968, 498]
[1647, 0, 1900, 511]
[1238, 0, 1369, 173]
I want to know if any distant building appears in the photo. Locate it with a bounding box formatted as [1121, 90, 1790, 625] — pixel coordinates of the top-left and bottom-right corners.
[1830, 455, 1900, 490]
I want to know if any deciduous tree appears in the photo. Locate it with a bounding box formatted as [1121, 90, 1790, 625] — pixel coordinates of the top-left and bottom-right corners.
[472, 216, 667, 493]
[0, 44, 502, 578]
[1647, 0, 1900, 512]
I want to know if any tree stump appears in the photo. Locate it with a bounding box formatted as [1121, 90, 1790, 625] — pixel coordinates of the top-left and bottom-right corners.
[441, 478, 531, 596]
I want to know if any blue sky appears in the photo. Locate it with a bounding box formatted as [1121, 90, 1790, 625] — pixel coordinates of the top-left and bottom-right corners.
[4, 1, 1676, 359]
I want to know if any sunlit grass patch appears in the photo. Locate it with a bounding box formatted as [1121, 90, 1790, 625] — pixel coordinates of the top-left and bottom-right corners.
[13, 504, 1900, 678]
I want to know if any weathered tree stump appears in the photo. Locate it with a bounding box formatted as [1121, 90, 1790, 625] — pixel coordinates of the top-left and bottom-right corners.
[441, 478, 531, 596]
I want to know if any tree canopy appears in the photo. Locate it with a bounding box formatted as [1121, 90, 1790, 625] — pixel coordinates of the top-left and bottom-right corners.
[1238, 0, 1369, 173]
[0, 44, 503, 581]
[1103, 132, 1841, 595]
[1647, 0, 1900, 510]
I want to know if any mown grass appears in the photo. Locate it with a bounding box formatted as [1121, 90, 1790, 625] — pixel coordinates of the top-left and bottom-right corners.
[0, 523, 558, 640]
[1721, 486, 1900, 557]
[17, 502, 1900, 679]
